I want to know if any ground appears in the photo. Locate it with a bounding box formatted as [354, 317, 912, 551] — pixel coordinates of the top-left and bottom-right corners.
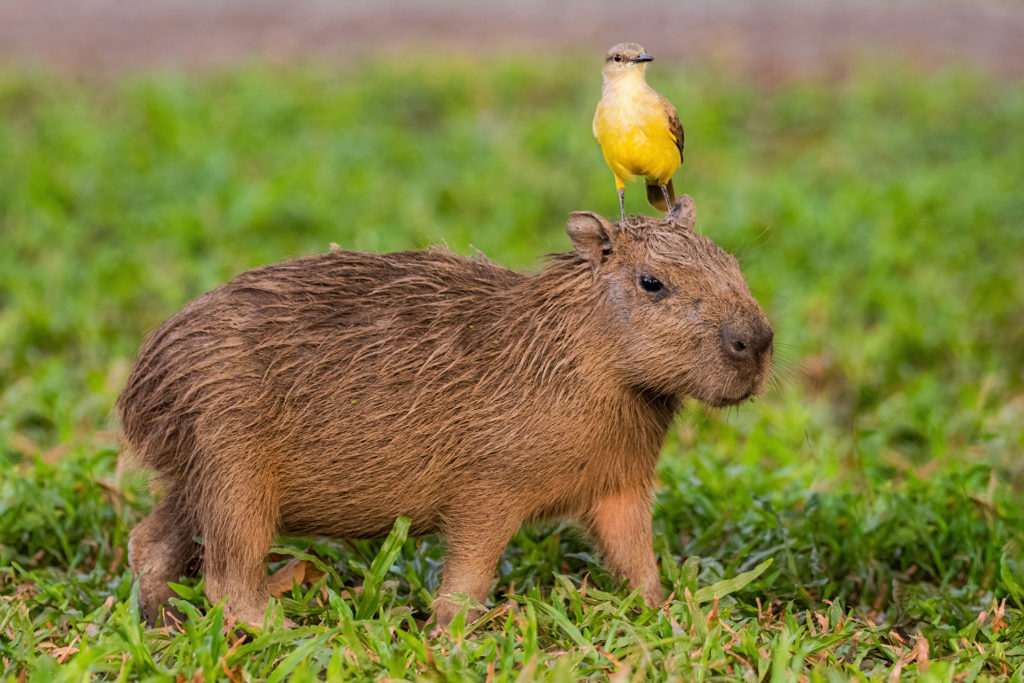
[2, 0, 1024, 81]
[1, 2, 1024, 681]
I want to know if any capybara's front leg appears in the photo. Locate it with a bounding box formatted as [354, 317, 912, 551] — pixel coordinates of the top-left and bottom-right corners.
[585, 487, 664, 607]
[128, 488, 200, 627]
[433, 518, 519, 631]
[199, 473, 279, 628]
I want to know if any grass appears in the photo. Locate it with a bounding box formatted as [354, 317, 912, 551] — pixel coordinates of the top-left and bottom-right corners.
[1, 55, 1023, 680]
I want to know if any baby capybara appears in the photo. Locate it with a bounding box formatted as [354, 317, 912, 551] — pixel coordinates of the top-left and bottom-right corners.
[119, 196, 773, 629]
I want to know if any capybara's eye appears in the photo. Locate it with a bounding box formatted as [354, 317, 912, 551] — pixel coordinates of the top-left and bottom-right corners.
[639, 275, 664, 293]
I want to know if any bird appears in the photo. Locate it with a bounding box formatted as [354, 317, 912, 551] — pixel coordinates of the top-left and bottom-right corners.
[593, 42, 684, 222]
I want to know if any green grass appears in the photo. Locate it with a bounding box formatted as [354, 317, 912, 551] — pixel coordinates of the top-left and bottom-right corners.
[1, 56, 1023, 680]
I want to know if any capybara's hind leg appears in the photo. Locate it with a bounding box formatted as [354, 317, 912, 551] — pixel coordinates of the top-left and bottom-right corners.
[128, 488, 200, 627]
[199, 474, 279, 628]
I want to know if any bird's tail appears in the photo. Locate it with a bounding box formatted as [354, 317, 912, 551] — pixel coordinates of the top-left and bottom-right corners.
[646, 179, 676, 212]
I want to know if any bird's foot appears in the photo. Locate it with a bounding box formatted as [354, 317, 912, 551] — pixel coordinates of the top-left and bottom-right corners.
[660, 184, 673, 214]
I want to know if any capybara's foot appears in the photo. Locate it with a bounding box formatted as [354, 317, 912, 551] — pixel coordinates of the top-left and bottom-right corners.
[128, 492, 199, 627]
[223, 603, 299, 636]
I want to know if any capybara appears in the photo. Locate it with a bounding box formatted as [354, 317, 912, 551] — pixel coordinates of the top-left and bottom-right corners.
[119, 196, 773, 629]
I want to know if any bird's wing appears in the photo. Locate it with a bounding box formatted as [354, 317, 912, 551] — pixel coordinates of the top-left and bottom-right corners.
[658, 94, 684, 164]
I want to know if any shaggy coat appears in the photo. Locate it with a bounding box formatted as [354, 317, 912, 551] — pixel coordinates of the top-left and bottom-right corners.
[119, 196, 773, 628]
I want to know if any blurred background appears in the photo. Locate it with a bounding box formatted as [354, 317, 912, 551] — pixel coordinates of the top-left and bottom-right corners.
[1, 0, 1024, 658]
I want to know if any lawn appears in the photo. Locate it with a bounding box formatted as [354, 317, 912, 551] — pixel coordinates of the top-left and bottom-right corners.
[1, 56, 1023, 680]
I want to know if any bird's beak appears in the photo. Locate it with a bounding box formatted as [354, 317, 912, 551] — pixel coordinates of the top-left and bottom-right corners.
[633, 54, 654, 63]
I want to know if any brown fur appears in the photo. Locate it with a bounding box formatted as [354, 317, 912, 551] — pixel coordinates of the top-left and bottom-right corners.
[119, 196, 773, 629]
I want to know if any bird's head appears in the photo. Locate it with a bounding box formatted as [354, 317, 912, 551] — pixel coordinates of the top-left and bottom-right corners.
[603, 43, 654, 78]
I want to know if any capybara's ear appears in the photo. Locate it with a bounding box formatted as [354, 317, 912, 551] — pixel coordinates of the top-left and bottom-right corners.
[567, 211, 616, 265]
[669, 195, 697, 232]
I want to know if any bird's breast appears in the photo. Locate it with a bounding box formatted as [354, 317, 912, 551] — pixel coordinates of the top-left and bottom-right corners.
[595, 91, 679, 183]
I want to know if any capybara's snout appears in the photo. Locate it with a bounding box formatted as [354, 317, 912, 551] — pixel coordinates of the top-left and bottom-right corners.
[719, 314, 773, 364]
[708, 305, 773, 406]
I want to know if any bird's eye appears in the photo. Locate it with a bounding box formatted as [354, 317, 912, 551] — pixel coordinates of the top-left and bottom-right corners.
[639, 275, 664, 293]
[613, 55, 622, 62]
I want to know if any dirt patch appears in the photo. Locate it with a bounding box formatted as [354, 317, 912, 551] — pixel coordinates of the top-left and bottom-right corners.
[1, 0, 1022, 81]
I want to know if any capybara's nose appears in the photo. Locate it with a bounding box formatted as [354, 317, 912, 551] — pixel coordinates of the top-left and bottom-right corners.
[720, 317, 773, 362]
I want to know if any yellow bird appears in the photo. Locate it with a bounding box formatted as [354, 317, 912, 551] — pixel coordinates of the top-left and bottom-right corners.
[593, 42, 684, 222]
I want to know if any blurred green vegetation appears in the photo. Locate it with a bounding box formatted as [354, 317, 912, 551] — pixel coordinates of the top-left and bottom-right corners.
[1, 58, 1023, 680]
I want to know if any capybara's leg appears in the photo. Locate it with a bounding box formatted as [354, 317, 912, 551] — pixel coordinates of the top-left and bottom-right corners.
[585, 487, 664, 607]
[199, 473, 279, 628]
[433, 519, 518, 630]
[128, 488, 200, 627]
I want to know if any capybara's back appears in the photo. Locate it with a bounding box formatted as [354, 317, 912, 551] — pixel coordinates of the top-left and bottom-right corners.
[119, 248, 521, 507]
[120, 197, 774, 628]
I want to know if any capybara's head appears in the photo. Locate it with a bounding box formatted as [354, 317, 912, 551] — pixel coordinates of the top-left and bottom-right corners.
[567, 195, 773, 406]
